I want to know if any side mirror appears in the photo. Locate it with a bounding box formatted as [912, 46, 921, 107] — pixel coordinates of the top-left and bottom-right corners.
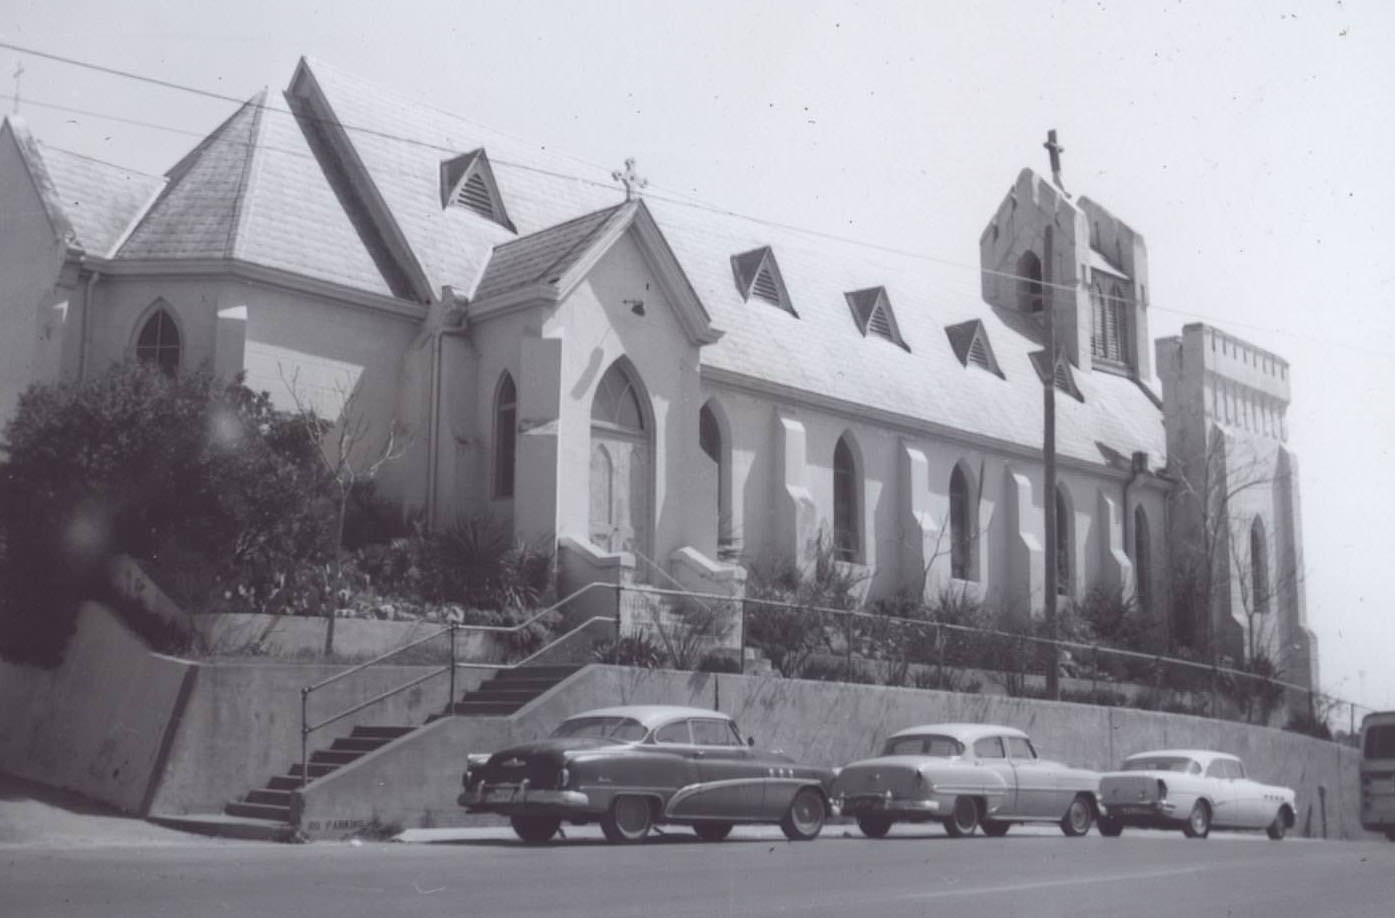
[747, 736, 756, 747]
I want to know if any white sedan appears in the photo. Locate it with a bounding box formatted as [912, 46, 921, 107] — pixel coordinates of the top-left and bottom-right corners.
[1097, 749, 1296, 839]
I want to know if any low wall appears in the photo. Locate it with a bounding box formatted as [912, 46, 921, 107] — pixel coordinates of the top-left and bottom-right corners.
[0, 602, 196, 815]
[292, 665, 1368, 841]
[147, 661, 493, 815]
[192, 613, 507, 663]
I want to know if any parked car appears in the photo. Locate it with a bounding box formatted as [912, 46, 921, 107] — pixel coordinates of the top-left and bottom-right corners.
[458, 705, 836, 844]
[831, 723, 1101, 838]
[1097, 749, 1296, 839]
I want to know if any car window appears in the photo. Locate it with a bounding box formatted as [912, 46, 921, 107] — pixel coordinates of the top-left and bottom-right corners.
[1232, 759, 1246, 779]
[1005, 737, 1036, 760]
[1124, 756, 1195, 773]
[1205, 759, 1230, 779]
[884, 735, 963, 757]
[654, 720, 692, 745]
[974, 737, 1006, 759]
[691, 718, 740, 746]
[550, 716, 646, 741]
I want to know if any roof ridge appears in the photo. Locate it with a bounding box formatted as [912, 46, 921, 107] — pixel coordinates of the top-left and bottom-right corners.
[226, 87, 270, 259]
[2, 116, 76, 246]
[34, 142, 159, 178]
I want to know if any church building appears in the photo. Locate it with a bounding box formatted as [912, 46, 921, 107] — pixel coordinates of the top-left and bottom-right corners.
[0, 58, 1315, 687]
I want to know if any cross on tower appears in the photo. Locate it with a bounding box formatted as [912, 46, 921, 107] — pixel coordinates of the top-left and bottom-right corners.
[1043, 129, 1066, 192]
[611, 157, 648, 201]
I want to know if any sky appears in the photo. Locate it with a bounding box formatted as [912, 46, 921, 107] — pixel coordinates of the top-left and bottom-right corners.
[1, 0, 1391, 713]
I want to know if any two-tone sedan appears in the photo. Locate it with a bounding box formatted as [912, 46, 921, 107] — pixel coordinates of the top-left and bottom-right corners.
[1097, 749, 1296, 839]
[832, 723, 1101, 838]
[458, 705, 835, 844]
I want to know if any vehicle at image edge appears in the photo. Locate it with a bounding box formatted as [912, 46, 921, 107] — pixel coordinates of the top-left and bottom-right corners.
[831, 723, 1101, 839]
[458, 705, 836, 844]
[1097, 749, 1296, 839]
[1359, 711, 1395, 841]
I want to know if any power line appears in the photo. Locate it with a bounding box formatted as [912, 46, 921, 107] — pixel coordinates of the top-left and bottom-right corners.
[3, 42, 1390, 362]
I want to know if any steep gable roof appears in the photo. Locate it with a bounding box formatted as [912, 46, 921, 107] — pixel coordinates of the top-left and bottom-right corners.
[33, 144, 163, 257]
[473, 204, 623, 300]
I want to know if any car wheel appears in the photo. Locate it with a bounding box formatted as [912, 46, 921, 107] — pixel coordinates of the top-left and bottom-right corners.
[981, 818, 1010, 837]
[780, 788, 826, 841]
[1265, 812, 1287, 840]
[1097, 815, 1124, 837]
[509, 814, 561, 844]
[600, 795, 653, 844]
[944, 796, 980, 838]
[856, 813, 893, 839]
[1182, 800, 1211, 839]
[1060, 795, 1095, 837]
[693, 821, 733, 842]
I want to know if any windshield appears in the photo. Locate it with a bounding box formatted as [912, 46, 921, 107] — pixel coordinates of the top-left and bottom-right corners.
[550, 716, 647, 742]
[1124, 756, 1197, 773]
[1364, 724, 1395, 759]
[883, 735, 964, 757]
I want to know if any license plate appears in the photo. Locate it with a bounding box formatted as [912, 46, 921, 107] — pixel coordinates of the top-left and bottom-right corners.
[484, 787, 518, 803]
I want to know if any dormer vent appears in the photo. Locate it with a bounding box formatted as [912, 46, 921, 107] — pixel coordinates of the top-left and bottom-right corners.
[732, 246, 795, 315]
[845, 286, 907, 350]
[440, 149, 514, 231]
[945, 319, 1003, 377]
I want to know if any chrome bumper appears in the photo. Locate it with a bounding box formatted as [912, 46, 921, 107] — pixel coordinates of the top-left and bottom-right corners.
[837, 794, 942, 816]
[458, 785, 590, 810]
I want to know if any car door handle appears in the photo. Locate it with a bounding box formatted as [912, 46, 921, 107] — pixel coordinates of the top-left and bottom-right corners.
[692, 750, 706, 758]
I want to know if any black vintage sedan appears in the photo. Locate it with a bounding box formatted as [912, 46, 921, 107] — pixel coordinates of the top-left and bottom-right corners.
[458, 705, 835, 844]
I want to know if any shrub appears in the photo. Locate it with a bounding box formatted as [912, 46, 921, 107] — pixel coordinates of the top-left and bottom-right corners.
[697, 650, 743, 673]
[0, 363, 335, 664]
[593, 631, 666, 668]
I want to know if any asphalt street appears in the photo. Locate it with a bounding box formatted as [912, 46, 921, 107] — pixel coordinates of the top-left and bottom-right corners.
[3, 824, 1391, 918]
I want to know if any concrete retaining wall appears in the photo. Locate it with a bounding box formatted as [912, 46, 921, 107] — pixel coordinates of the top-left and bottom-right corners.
[192, 613, 508, 663]
[147, 662, 493, 815]
[0, 602, 196, 815]
[292, 664, 1367, 841]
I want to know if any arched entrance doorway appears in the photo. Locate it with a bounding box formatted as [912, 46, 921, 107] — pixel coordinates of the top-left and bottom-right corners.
[589, 361, 651, 556]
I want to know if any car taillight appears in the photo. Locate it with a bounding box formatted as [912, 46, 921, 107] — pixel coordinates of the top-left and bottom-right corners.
[1156, 779, 1168, 800]
[558, 766, 570, 788]
[462, 765, 474, 789]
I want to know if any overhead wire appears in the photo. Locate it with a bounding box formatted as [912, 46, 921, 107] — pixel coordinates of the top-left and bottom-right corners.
[2, 40, 1390, 361]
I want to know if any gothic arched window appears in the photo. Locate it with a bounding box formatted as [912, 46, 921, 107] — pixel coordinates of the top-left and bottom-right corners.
[833, 435, 860, 562]
[1250, 518, 1270, 616]
[493, 372, 517, 499]
[591, 363, 645, 432]
[950, 463, 977, 581]
[1134, 505, 1151, 612]
[1055, 486, 1072, 596]
[136, 306, 181, 375]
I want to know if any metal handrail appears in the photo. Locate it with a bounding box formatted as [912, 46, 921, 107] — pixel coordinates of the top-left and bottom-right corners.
[298, 581, 620, 786]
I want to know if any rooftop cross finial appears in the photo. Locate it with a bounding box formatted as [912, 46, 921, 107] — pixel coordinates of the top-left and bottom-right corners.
[11, 61, 23, 115]
[611, 157, 648, 201]
[1043, 129, 1066, 193]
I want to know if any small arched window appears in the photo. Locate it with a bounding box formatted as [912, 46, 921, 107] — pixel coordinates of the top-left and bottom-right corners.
[1250, 518, 1270, 616]
[950, 463, 976, 581]
[1134, 505, 1151, 612]
[136, 307, 181, 375]
[699, 402, 732, 552]
[1016, 251, 1044, 313]
[1055, 486, 1072, 596]
[833, 435, 860, 562]
[591, 363, 645, 433]
[493, 372, 517, 499]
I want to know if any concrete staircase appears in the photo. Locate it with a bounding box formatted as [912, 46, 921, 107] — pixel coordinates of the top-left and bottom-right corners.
[150, 664, 582, 841]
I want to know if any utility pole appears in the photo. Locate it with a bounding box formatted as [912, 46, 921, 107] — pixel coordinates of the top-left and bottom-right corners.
[1041, 129, 1066, 700]
[1042, 220, 1060, 701]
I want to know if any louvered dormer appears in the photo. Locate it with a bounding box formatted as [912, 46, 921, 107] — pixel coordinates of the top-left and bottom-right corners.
[731, 246, 796, 315]
[440, 149, 514, 231]
[1030, 349, 1084, 402]
[845, 287, 907, 350]
[945, 319, 1003, 378]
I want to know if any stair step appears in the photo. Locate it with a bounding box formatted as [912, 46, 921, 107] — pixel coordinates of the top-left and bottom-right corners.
[475, 678, 560, 693]
[459, 689, 542, 704]
[289, 762, 340, 779]
[245, 788, 292, 807]
[268, 775, 303, 791]
[493, 665, 581, 682]
[149, 813, 299, 843]
[451, 701, 523, 716]
[310, 750, 364, 766]
[330, 737, 393, 753]
[225, 801, 291, 822]
[348, 725, 416, 740]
